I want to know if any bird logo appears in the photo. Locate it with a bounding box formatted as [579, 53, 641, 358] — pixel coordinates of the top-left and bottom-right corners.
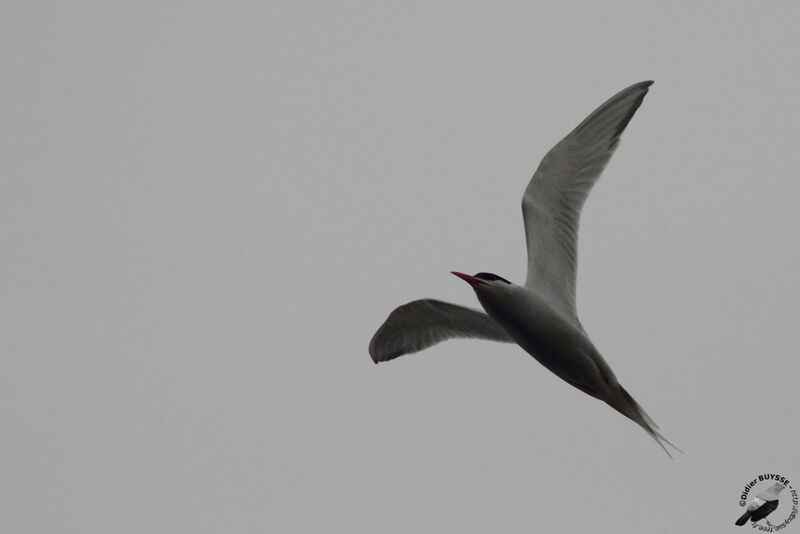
[735, 482, 786, 526]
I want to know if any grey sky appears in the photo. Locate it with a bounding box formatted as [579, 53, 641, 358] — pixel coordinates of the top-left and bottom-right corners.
[2, 2, 799, 533]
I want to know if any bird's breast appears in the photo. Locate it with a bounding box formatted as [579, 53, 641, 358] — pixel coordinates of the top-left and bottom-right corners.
[476, 288, 614, 396]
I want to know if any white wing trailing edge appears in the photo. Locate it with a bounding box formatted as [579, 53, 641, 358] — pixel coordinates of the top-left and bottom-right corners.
[522, 81, 653, 323]
[369, 299, 513, 363]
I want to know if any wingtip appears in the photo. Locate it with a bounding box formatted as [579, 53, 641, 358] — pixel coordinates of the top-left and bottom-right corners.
[617, 80, 653, 93]
[626, 80, 654, 95]
[368, 341, 381, 364]
[368, 336, 393, 364]
[369, 338, 402, 364]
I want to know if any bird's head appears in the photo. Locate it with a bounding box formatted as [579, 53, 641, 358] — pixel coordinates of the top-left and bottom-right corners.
[451, 271, 513, 291]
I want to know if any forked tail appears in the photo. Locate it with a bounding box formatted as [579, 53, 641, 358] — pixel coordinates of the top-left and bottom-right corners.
[610, 385, 683, 459]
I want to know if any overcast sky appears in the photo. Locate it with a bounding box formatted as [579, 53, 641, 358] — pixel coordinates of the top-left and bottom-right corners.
[3, 2, 800, 533]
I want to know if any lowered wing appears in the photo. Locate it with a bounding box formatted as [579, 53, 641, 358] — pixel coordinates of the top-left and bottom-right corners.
[369, 299, 513, 363]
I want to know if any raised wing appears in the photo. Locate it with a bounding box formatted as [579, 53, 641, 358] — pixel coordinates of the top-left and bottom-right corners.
[369, 299, 513, 363]
[522, 81, 653, 322]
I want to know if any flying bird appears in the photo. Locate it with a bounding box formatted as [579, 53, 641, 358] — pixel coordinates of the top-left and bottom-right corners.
[369, 81, 681, 457]
[735, 482, 786, 526]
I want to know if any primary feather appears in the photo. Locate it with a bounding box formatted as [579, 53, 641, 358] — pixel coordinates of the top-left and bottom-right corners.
[523, 81, 653, 323]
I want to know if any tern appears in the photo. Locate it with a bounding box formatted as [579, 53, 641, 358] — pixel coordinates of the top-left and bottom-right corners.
[369, 81, 682, 457]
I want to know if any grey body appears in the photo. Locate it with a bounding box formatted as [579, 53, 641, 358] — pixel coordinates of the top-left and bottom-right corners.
[475, 283, 614, 400]
[369, 81, 680, 457]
